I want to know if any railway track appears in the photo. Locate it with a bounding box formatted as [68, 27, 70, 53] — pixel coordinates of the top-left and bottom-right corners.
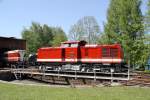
[120, 72, 150, 87]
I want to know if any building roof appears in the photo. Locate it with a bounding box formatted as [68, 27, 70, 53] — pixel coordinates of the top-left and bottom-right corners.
[0, 36, 25, 41]
[0, 36, 26, 50]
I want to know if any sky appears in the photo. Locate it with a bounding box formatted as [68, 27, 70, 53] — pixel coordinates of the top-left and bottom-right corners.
[0, 0, 148, 38]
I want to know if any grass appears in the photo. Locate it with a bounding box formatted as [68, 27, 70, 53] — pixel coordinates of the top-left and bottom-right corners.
[0, 83, 150, 100]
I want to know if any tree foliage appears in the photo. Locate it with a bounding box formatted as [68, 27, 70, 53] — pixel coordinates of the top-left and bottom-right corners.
[145, 0, 150, 33]
[68, 16, 101, 44]
[104, 0, 143, 41]
[51, 27, 67, 46]
[22, 22, 67, 54]
[102, 0, 145, 68]
[143, 0, 150, 68]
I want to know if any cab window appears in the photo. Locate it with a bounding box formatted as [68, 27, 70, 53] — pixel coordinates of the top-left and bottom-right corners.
[71, 44, 78, 47]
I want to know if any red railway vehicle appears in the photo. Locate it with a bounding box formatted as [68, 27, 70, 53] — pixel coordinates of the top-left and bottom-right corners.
[37, 41, 127, 72]
[4, 50, 25, 67]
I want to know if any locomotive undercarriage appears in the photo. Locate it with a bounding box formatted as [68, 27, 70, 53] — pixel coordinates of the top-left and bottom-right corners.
[39, 62, 128, 73]
[7, 61, 26, 69]
[7, 61, 128, 73]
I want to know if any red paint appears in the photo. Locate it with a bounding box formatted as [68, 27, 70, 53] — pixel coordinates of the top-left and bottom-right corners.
[37, 47, 62, 62]
[37, 41, 124, 64]
[5, 50, 25, 62]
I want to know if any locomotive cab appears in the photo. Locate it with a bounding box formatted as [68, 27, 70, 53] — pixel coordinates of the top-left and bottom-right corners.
[60, 41, 87, 71]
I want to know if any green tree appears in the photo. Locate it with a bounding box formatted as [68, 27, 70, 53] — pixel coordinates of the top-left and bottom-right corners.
[105, 0, 143, 41]
[52, 27, 67, 46]
[68, 16, 101, 44]
[145, 0, 150, 33]
[38, 24, 53, 47]
[142, 34, 150, 67]
[103, 0, 144, 68]
[142, 0, 150, 68]
[22, 22, 45, 54]
[22, 22, 67, 54]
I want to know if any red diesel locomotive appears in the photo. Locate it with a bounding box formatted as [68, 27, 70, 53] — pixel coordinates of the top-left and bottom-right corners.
[37, 41, 127, 72]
